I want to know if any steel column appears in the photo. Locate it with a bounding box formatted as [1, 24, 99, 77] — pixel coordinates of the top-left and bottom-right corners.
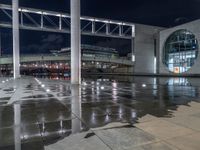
[131, 37, 135, 62]
[20, 12, 23, 26]
[92, 21, 95, 34]
[106, 23, 110, 35]
[59, 16, 62, 30]
[14, 104, 21, 150]
[12, 0, 20, 78]
[131, 26, 135, 62]
[0, 31, 1, 56]
[71, 85, 82, 133]
[71, 0, 81, 84]
[41, 13, 44, 28]
[119, 25, 122, 36]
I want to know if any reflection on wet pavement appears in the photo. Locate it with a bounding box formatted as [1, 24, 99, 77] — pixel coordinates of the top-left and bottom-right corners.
[0, 76, 200, 150]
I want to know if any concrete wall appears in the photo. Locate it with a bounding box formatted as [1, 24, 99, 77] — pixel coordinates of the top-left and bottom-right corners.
[159, 19, 200, 75]
[134, 24, 164, 74]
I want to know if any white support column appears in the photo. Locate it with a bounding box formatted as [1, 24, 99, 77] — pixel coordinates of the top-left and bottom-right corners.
[119, 25, 122, 36]
[0, 31, 2, 56]
[0, 31, 2, 76]
[71, 0, 81, 85]
[92, 21, 95, 34]
[106, 23, 110, 35]
[131, 37, 135, 62]
[20, 12, 23, 26]
[12, 0, 20, 79]
[71, 85, 82, 133]
[59, 16, 62, 30]
[14, 104, 21, 150]
[131, 25, 135, 62]
[41, 13, 44, 28]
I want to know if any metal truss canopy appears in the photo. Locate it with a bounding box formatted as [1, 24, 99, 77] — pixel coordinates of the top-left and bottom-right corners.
[0, 4, 135, 39]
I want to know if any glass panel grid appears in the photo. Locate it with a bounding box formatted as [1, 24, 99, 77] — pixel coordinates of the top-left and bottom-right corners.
[163, 29, 198, 74]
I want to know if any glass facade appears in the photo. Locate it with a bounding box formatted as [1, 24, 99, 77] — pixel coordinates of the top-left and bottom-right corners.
[163, 29, 198, 74]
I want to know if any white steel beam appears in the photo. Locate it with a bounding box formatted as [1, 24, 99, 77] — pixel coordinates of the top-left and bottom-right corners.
[0, 4, 135, 39]
[0, 4, 135, 25]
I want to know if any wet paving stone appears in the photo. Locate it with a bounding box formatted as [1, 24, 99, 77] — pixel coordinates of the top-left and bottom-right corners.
[1, 76, 200, 149]
[0, 127, 15, 147]
[3, 88, 15, 92]
[0, 97, 11, 100]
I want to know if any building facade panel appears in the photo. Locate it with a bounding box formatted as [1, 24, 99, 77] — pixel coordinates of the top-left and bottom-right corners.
[134, 24, 164, 74]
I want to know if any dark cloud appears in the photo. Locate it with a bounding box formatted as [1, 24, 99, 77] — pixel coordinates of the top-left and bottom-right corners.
[41, 34, 64, 44]
[95, 39, 131, 56]
[20, 33, 66, 54]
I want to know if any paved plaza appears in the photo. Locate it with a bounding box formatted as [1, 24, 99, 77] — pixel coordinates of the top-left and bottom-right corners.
[0, 76, 200, 150]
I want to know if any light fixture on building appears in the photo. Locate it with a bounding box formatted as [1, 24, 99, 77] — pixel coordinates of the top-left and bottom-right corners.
[142, 84, 146, 87]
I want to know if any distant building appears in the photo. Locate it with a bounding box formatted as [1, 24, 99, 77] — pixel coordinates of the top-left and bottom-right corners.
[51, 44, 119, 59]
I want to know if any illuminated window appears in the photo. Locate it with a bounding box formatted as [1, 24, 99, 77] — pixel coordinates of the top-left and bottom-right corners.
[163, 29, 198, 73]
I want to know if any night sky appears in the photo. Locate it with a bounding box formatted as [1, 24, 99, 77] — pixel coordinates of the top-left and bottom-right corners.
[1, 0, 199, 56]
